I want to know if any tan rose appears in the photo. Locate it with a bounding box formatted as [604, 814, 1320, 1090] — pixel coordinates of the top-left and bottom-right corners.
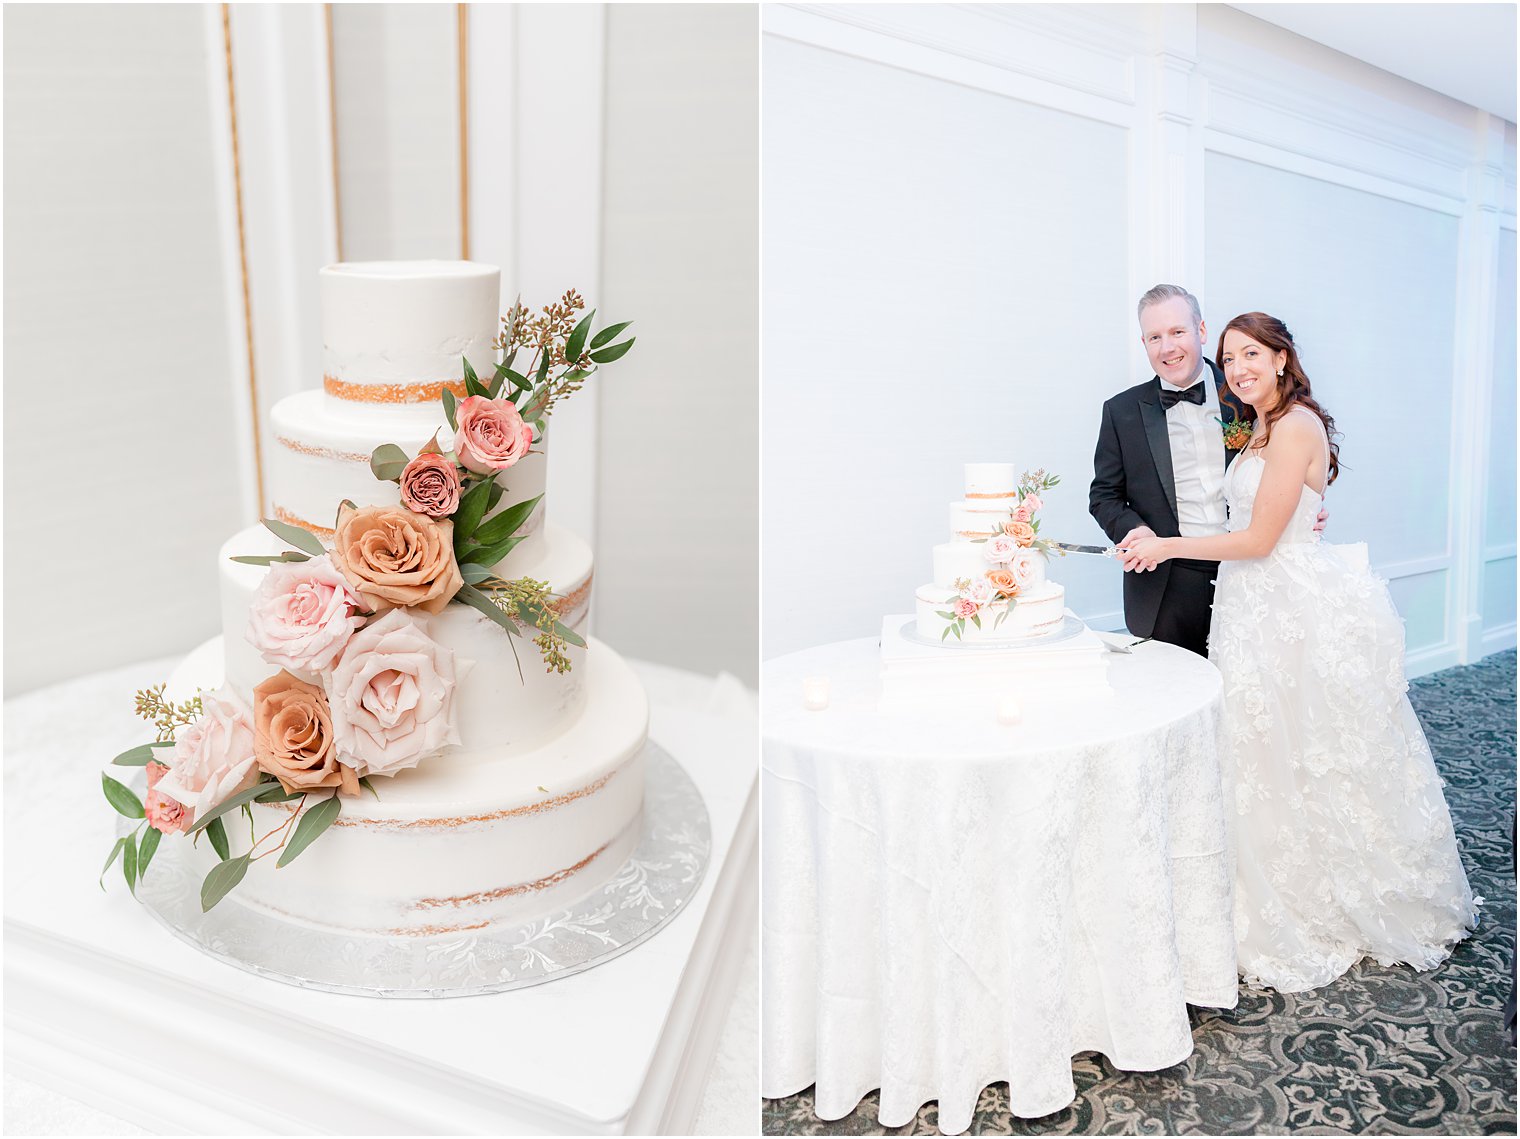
[985, 568, 1020, 598]
[330, 503, 463, 615]
[1006, 521, 1035, 548]
[253, 670, 359, 797]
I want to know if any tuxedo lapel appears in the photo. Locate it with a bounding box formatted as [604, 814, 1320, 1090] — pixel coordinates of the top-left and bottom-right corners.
[1138, 382, 1179, 523]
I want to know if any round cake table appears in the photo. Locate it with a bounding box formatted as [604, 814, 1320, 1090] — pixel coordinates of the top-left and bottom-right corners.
[761, 635, 1238, 1134]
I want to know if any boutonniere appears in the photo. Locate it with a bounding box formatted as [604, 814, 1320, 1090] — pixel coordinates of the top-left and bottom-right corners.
[1218, 415, 1253, 452]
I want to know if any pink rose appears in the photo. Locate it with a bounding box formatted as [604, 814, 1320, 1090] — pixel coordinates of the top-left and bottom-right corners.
[453, 395, 534, 474]
[1022, 493, 1044, 514]
[247, 556, 368, 673]
[399, 452, 462, 518]
[328, 609, 460, 778]
[155, 689, 260, 822]
[144, 761, 192, 834]
[967, 578, 993, 605]
[1010, 503, 1033, 524]
[1012, 552, 1042, 589]
[983, 534, 1019, 565]
[953, 598, 979, 619]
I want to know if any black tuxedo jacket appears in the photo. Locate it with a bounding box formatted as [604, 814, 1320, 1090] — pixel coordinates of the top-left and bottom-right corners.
[1087, 359, 1248, 639]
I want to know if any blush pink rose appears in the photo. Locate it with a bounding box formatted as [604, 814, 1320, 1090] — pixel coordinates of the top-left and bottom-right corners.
[453, 395, 534, 474]
[1010, 503, 1033, 524]
[953, 598, 979, 619]
[247, 556, 368, 673]
[967, 578, 994, 605]
[983, 534, 1019, 565]
[399, 452, 462, 518]
[327, 608, 460, 778]
[144, 761, 193, 834]
[155, 689, 260, 822]
[1012, 552, 1042, 589]
[1022, 493, 1044, 514]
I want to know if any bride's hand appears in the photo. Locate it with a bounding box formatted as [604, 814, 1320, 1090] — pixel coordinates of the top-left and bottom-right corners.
[1119, 533, 1170, 571]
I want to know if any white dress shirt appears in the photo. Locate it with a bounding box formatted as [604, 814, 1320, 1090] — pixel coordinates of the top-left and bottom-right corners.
[1163, 369, 1228, 537]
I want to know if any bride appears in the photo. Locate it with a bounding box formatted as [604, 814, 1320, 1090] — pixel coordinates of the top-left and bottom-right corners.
[1122, 311, 1478, 992]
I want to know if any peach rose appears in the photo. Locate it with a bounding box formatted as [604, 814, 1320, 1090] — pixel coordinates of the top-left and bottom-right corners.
[399, 452, 462, 518]
[252, 671, 358, 796]
[247, 557, 367, 673]
[1006, 521, 1036, 548]
[330, 503, 463, 615]
[145, 761, 192, 834]
[328, 609, 460, 778]
[453, 395, 534, 474]
[156, 688, 260, 820]
[985, 568, 1021, 598]
[953, 598, 978, 619]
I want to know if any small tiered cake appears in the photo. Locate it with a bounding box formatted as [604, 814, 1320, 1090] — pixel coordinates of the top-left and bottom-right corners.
[914, 463, 1066, 642]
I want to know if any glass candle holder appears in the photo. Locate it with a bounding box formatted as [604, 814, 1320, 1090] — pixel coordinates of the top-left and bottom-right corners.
[802, 676, 830, 711]
[996, 695, 1023, 725]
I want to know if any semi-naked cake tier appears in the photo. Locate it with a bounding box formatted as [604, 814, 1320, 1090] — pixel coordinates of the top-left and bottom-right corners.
[198, 259, 645, 936]
[168, 635, 647, 937]
[914, 463, 1066, 642]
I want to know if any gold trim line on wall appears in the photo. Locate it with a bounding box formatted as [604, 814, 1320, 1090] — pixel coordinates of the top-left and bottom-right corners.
[324, 3, 344, 263]
[458, 2, 471, 261]
[222, 3, 266, 519]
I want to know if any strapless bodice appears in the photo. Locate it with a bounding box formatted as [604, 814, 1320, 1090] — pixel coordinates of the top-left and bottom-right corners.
[1225, 453, 1322, 547]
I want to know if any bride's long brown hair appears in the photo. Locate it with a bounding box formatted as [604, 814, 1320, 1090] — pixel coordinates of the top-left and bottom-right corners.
[1215, 312, 1341, 485]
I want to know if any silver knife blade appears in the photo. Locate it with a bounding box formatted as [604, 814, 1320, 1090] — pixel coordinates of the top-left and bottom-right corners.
[1047, 540, 1119, 557]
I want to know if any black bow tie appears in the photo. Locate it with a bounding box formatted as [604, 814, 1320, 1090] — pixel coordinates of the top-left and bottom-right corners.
[1159, 381, 1207, 410]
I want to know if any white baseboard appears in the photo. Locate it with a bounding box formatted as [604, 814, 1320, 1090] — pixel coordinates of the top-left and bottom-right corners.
[1407, 643, 1462, 679]
[1481, 622, 1518, 658]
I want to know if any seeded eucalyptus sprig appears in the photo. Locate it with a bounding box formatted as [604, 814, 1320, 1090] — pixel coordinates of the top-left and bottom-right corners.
[133, 684, 204, 743]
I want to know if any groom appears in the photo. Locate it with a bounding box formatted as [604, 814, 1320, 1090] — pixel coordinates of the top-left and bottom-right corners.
[1088, 284, 1250, 658]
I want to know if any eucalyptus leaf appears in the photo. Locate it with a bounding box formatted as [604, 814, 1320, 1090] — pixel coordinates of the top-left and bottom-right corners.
[452, 477, 494, 549]
[459, 563, 494, 585]
[255, 784, 303, 803]
[261, 518, 327, 557]
[590, 320, 632, 350]
[358, 776, 381, 801]
[111, 741, 174, 766]
[189, 781, 278, 833]
[502, 368, 531, 393]
[277, 795, 342, 868]
[442, 387, 459, 431]
[473, 493, 542, 546]
[370, 443, 410, 482]
[123, 832, 138, 895]
[462, 534, 523, 570]
[488, 363, 506, 400]
[534, 345, 552, 387]
[462, 356, 485, 399]
[230, 552, 311, 566]
[102, 772, 145, 819]
[200, 854, 252, 912]
[551, 617, 587, 650]
[455, 583, 521, 636]
[564, 308, 596, 364]
[137, 824, 162, 881]
[485, 480, 506, 512]
[589, 338, 635, 365]
[100, 837, 128, 890]
[207, 815, 230, 860]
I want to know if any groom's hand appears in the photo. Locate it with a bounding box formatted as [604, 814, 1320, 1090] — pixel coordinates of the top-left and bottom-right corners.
[1314, 504, 1329, 537]
[1118, 526, 1157, 572]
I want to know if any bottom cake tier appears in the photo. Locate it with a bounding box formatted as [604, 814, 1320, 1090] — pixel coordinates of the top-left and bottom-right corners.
[914, 580, 1067, 641]
[166, 634, 648, 937]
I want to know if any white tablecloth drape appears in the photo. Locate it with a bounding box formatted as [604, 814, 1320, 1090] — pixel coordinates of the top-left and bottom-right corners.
[761, 637, 1237, 1134]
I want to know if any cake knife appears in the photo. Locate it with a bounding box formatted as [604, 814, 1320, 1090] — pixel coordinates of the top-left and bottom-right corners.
[1046, 541, 1119, 557]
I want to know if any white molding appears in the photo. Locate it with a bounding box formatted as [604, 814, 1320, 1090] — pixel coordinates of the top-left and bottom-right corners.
[1372, 553, 1451, 582]
[762, 3, 1139, 130]
[466, 3, 516, 287]
[1486, 544, 1518, 563]
[202, 5, 260, 525]
[1406, 643, 1462, 679]
[510, 4, 605, 585]
[1482, 622, 1518, 656]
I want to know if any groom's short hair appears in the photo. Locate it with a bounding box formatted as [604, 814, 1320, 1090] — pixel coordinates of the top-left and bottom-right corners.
[1137, 284, 1202, 327]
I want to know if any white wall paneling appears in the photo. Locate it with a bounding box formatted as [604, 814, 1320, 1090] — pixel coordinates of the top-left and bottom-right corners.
[761, 3, 1517, 675]
[3, 5, 249, 695]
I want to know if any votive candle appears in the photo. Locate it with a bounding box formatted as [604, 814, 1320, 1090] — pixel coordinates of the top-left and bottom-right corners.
[802, 676, 830, 711]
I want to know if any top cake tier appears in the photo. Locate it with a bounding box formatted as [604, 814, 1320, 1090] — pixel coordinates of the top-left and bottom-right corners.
[320, 260, 500, 406]
[950, 462, 1018, 540]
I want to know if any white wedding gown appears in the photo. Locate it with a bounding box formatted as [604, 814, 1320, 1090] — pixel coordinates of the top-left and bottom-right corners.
[1208, 409, 1478, 992]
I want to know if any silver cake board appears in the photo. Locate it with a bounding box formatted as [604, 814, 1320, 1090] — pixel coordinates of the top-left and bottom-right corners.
[116, 741, 710, 998]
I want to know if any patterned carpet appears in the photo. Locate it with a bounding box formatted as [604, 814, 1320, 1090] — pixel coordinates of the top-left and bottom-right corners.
[763, 651, 1517, 1135]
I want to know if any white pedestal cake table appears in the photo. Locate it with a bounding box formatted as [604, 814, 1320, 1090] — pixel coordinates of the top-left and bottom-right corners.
[761, 635, 1238, 1134]
[5, 651, 758, 1135]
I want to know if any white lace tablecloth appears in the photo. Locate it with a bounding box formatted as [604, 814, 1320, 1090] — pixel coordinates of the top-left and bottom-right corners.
[761, 637, 1237, 1134]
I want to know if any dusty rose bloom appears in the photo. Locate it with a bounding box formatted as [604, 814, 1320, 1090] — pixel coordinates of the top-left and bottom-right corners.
[144, 761, 193, 834]
[399, 452, 462, 518]
[1022, 493, 1044, 514]
[453, 395, 534, 474]
[953, 597, 978, 619]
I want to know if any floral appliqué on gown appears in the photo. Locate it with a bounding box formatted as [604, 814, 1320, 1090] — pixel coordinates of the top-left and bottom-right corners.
[1208, 408, 1479, 992]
